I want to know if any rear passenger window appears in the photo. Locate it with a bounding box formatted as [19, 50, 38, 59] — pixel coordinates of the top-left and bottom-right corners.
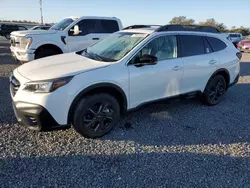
[74, 19, 119, 36]
[100, 20, 119, 33]
[180, 35, 205, 57]
[206, 37, 227, 52]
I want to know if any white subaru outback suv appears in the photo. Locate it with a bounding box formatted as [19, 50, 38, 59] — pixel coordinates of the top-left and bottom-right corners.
[10, 16, 122, 63]
[10, 24, 241, 138]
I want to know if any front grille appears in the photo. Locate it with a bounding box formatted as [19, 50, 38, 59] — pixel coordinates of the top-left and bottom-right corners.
[10, 74, 20, 96]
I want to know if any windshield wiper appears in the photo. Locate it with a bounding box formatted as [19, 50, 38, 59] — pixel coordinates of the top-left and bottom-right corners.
[83, 49, 115, 62]
[89, 52, 104, 61]
[81, 49, 100, 61]
[93, 53, 116, 62]
[98, 55, 116, 62]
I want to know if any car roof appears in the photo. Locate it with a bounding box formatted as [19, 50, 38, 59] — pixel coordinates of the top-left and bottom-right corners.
[120, 28, 226, 38]
[78, 16, 121, 21]
[120, 28, 156, 34]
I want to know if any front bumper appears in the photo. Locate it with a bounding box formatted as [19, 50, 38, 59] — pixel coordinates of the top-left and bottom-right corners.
[10, 46, 35, 62]
[9, 68, 74, 131]
[12, 101, 70, 131]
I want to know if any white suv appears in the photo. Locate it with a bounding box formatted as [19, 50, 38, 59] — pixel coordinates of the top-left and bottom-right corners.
[10, 16, 122, 63]
[10, 25, 241, 138]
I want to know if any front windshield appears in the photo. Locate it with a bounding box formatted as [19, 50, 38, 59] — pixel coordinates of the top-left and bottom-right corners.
[50, 18, 74, 31]
[85, 32, 148, 61]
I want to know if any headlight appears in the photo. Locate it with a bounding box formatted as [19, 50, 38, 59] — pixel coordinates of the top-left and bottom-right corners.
[23, 76, 73, 93]
[19, 36, 33, 49]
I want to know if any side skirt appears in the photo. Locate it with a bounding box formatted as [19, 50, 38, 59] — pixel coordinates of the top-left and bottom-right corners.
[127, 90, 201, 113]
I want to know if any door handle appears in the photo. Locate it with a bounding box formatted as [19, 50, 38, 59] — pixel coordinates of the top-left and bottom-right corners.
[92, 38, 99, 40]
[209, 60, 217, 64]
[172, 65, 182, 71]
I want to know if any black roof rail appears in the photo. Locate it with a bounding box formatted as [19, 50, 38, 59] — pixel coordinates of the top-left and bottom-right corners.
[155, 24, 220, 33]
[122, 25, 161, 30]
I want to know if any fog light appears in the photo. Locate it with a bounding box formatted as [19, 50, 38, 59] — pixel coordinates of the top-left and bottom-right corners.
[26, 116, 38, 126]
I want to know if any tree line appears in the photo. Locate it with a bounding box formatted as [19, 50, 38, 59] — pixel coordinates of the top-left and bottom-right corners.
[0, 20, 39, 24]
[0, 20, 55, 25]
[169, 16, 250, 36]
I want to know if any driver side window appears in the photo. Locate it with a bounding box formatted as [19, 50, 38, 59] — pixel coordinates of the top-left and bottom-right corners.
[131, 35, 178, 63]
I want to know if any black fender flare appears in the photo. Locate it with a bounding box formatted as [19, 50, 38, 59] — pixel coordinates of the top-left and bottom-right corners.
[204, 68, 230, 91]
[67, 83, 128, 124]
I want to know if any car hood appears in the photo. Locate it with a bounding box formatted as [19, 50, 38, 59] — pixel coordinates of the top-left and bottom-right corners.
[11, 30, 57, 37]
[17, 53, 111, 81]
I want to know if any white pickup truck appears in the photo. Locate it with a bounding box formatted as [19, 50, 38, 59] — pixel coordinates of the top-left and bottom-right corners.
[10, 16, 123, 63]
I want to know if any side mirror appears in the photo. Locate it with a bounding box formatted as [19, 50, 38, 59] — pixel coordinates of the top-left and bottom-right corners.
[134, 54, 158, 66]
[69, 25, 82, 35]
[74, 25, 80, 35]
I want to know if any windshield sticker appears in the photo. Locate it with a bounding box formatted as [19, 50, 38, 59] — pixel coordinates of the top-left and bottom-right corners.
[131, 34, 148, 38]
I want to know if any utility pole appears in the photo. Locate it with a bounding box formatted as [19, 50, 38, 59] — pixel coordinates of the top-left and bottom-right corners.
[39, 0, 44, 25]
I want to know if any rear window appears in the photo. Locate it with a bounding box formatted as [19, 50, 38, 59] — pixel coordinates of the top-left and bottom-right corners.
[229, 34, 241, 38]
[206, 37, 227, 52]
[180, 35, 205, 57]
[100, 20, 119, 33]
[229, 34, 237, 38]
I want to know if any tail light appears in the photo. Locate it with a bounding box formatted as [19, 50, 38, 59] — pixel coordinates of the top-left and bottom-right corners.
[236, 52, 242, 60]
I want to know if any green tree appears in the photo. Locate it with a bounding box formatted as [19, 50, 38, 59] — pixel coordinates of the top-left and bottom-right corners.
[169, 16, 195, 25]
[230, 26, 250, 36]
[199, 18, 227, 32]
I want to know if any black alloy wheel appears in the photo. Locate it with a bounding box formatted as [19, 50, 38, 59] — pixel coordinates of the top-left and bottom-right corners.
[83, 102, 115, 133]
[73, 94, 120, 138]
[202, 75, 227, 106]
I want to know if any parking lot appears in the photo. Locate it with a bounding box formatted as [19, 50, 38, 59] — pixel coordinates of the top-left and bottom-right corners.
[1, 37, 250, 187]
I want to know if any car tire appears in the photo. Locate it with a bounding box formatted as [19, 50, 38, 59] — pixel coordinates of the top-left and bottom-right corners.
[5, 33, 10, 40]
[35, 48, 60, 59]
[73, 93, 120, 138]
[201, 75, 227, 106]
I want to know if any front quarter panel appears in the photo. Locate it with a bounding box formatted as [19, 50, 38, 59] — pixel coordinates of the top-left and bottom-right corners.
[58, 62, 129, 111]
[29, 32, 68, 53]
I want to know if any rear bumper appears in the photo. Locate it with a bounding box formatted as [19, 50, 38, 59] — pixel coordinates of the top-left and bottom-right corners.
[10, 46, 35, 62]
[12, 101, 70, 131]
[229, 73, 240, 88]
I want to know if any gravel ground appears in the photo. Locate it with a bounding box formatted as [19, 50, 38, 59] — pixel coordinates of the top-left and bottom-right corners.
[1, 41, 250, 187]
